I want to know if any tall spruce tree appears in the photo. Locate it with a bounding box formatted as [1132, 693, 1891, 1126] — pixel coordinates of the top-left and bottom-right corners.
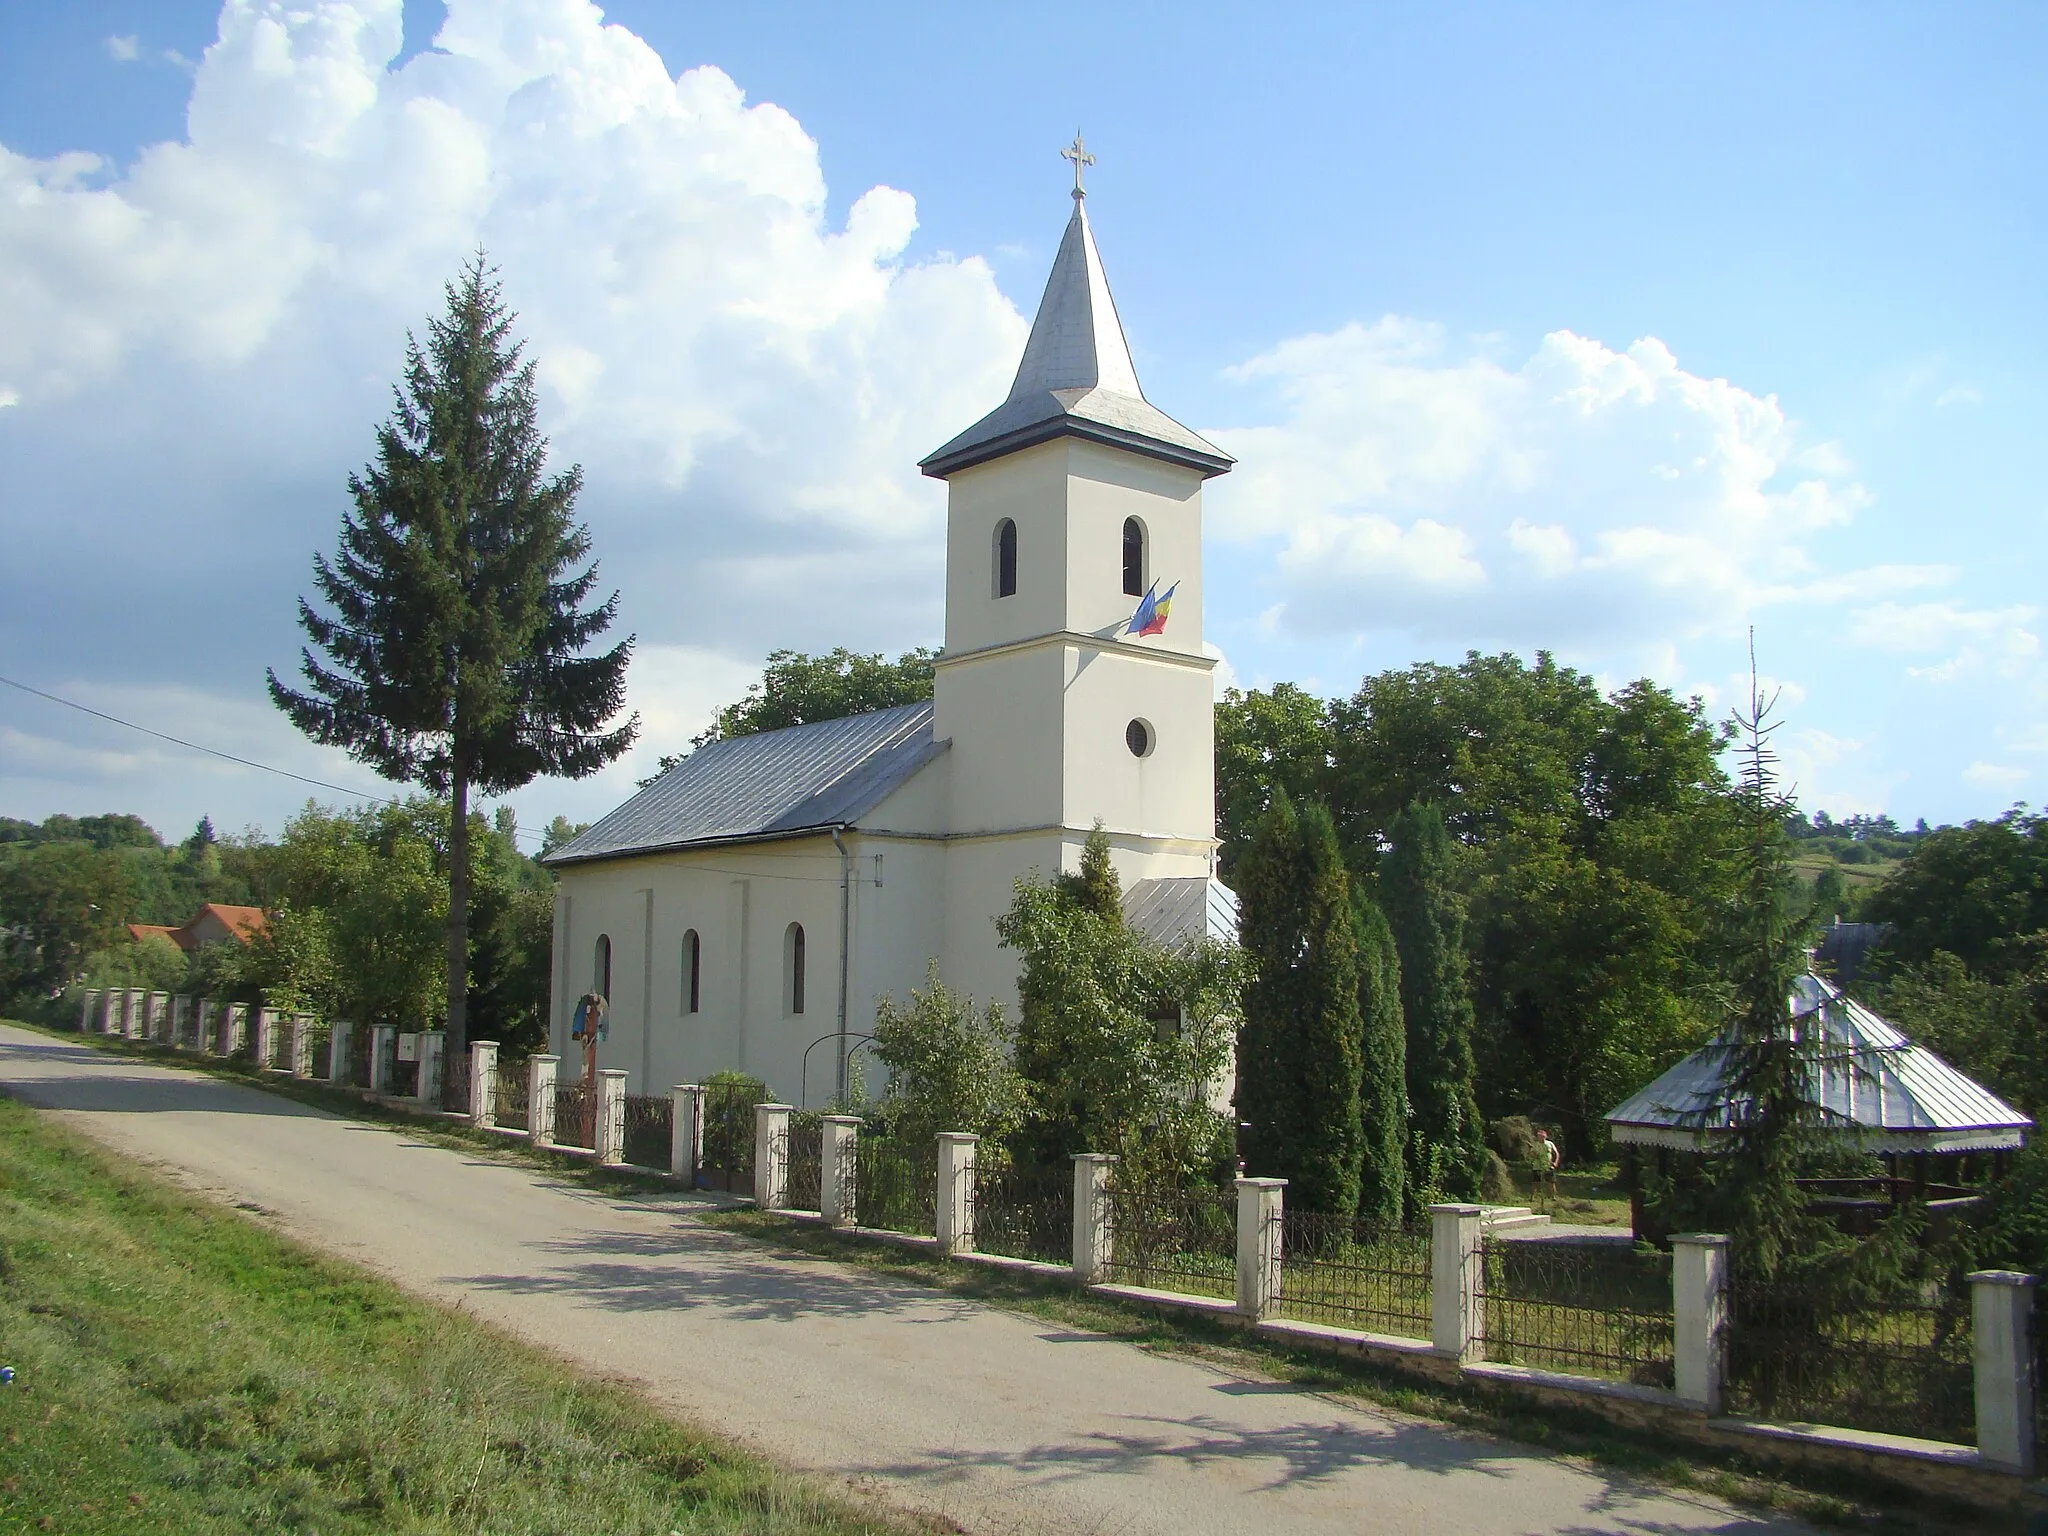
[1384, 802, 1486, 1202]
[1234, 793, 1365, 1216]
[1353, 891, 1409, 1224]
[270, 254, 636, 1060]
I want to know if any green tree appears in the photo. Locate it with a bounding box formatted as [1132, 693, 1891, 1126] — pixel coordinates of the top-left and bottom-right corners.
[269, 255, 636, 1059]
[81, 932, 189, 994]
[1864, 809, 2048, 984]
[0, 841, 132, 1005]
[870, 963, 1028, 1156]
[1383, 803, 1486, 1203]
[1214, 683, 1334, 877]
[1058, 822, 1124, 922]
[1234, 794, 1364, 1217]
[1352, 892, 1409, 1224]
[1001, 873, 1242, 1179]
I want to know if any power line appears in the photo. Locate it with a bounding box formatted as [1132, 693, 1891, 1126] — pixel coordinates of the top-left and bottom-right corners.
[0, 673, 550, 849]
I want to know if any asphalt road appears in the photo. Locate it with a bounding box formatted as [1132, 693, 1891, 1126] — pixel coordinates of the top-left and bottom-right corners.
[0, 1024, 1809, 1536]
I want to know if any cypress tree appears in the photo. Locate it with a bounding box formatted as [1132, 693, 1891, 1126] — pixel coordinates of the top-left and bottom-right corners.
[1353, 891, 1409, 1225]
[1384, 802, 1486, 1203]
[270, 254, 637, 1059]
[1234, 792, 1364, 1217]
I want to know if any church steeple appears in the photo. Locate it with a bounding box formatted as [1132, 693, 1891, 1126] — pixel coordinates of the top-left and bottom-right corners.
[919, 148, 1233, 482]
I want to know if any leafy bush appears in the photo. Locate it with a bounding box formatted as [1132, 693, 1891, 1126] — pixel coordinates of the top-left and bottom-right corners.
[870, 963, 1026, 1158]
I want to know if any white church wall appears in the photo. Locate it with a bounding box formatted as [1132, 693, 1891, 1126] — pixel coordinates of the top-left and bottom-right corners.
[548, 836, 852, 1101]
[932, 642, 1069, 834]
[942, 442, 1070, 656]
[838, 828, 949, 1104]
[1060, 643, 1216, 841]
[1062, 441, 1206, 656]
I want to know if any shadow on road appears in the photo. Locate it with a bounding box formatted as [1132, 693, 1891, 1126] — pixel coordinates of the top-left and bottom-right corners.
[0, 1036, 326, 1119]
[449, 1225, 982, 1325]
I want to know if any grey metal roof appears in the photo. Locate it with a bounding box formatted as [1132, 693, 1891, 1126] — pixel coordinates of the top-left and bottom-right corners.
[920, 198, 1233, 481]
[546, 701, 942, 866]
[1606, 972, 2032, 1153]
[1121, 876, 1240, 949]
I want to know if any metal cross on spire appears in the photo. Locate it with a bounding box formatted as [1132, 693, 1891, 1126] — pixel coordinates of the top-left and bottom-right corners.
[1061, 131, 1096, 199]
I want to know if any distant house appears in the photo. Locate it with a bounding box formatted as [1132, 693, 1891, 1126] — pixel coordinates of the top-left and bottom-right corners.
[127, 903, 269, 954]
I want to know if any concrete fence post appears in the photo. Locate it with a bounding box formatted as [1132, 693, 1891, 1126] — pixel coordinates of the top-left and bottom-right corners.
[671, 1085, 705, 1183]
[416, 1031, 444, 1108]
[820, 1115, 860, 1226]
[1430, 1204, 1487, 1361]
[1970, 1269, 2039, 1475]
[199, 999, 221, 1056]
[116, 988, 136, 1040]
[469, 1041, 499, 1127]
[253, 1007, 277, 1070]
[367, 1025, 393, 1093]
[1073, 1154, 1118, 1284]
[286, 1014, 310, 1078]
[222, 1002, 248, 1060]
[142, 990, 162, 1044]
[594, 1069, 629, 1164]
[156, 992, 174, 1044]
[753, 1103, 793, 1210]
[936, 1133, 979, 1256]
[1672, 1234, 1732, 1413]
[529, 1055, 559, 1146]
[79, 988, 100, 1033]
[1236, 1177, 1286, 1320]
[168, 995, 187, 1049]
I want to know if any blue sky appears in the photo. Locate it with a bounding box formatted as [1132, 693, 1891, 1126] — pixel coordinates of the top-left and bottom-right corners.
[2, 1, 2044, 845]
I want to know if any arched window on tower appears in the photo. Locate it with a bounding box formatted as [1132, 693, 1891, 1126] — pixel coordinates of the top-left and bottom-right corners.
[784, 922, 807, 1015]
[993, 518, 1017, 599]
[681, 929, 701, 1014]
[593, 933, 612, 1002]
[1122, 517, 1146, 597]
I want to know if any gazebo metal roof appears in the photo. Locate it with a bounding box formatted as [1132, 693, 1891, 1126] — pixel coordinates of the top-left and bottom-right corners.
[1605, 972, 2032, 1154]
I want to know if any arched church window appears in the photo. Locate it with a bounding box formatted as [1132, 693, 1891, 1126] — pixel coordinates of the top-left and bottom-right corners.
[593, 933, 612, 1002]
[1126, 718, 1154, 758]
[785, 922, 807, 1015]
[682, 929, 701, 1014]
[994, 519, 1017, 599]
[1122, 517, 1146, 597]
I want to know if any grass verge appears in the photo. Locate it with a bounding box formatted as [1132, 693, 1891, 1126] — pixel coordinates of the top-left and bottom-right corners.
[0, 1089, 924, 1536]
[701, 1211, 2014, 1536]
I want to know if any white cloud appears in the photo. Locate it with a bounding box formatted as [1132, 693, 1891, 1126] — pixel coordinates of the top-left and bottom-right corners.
[1205, 318, 1867, 646]
[1963, 761, 2028, 790]
[1935, 385, 1984, 409]
[1848, 601, 2040, 681]
[0, 0, 1028, 837]
[105, 34, 141, 62]
[1779, 727, 1900, 817]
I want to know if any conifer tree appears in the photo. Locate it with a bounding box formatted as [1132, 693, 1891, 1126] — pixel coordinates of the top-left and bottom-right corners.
[1353, 891, 1409, 1224]
[270, 254, 636, 1059]
[1384, 802, 1486, 1202]
[1234, 793, 1364, 1216]
[1066, 821, 1124, 923]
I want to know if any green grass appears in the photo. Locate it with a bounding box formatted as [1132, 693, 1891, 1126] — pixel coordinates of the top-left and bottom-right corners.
[702, 1210, 2020, 1536]
[0, 1091, 924, 1536]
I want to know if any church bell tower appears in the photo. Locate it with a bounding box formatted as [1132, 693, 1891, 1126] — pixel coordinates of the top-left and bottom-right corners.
[918, 140, 1232, 997]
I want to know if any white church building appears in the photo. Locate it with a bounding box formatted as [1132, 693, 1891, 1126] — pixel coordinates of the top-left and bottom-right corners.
[544, 169, 1239, 1106]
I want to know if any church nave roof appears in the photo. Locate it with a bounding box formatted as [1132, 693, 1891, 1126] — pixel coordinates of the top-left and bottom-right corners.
[544, 701, 942, 866]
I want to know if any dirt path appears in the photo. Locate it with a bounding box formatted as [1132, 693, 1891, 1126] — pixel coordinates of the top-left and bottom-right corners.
[0, 1025, 1805, 1536]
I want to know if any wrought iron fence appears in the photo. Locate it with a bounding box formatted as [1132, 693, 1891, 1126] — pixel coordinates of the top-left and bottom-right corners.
[784, 1113, 824, 1212]
[1103, 1177, 1237, 1301]
[1727, 1273, 1973, 1444]
[623, 1094, 673, 1169]
[343, 1026, 372, 1089]
[1277, 1210, 1431, 1338]
[554, 1080, 595, 1150]
[699, 1081, 765, 1195]
[854, 1136, 936, 1234]
[1479, 1237, 1674, 1386]
[492, 1056, 530, 1130]
[970, 1159, 1073, 1264]
[442, 1057, 472, 1116]
[309, 1025, 334, 1082]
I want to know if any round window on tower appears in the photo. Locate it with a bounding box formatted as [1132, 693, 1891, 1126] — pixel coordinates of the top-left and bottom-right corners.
[1125, 718, 1154, 758]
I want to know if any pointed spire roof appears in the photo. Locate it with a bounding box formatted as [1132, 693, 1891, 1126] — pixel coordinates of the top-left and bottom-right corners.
[920, 194, 1232, 480]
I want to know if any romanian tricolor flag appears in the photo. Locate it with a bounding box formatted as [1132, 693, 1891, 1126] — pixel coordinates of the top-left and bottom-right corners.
[1125, 579, 1178, 638]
